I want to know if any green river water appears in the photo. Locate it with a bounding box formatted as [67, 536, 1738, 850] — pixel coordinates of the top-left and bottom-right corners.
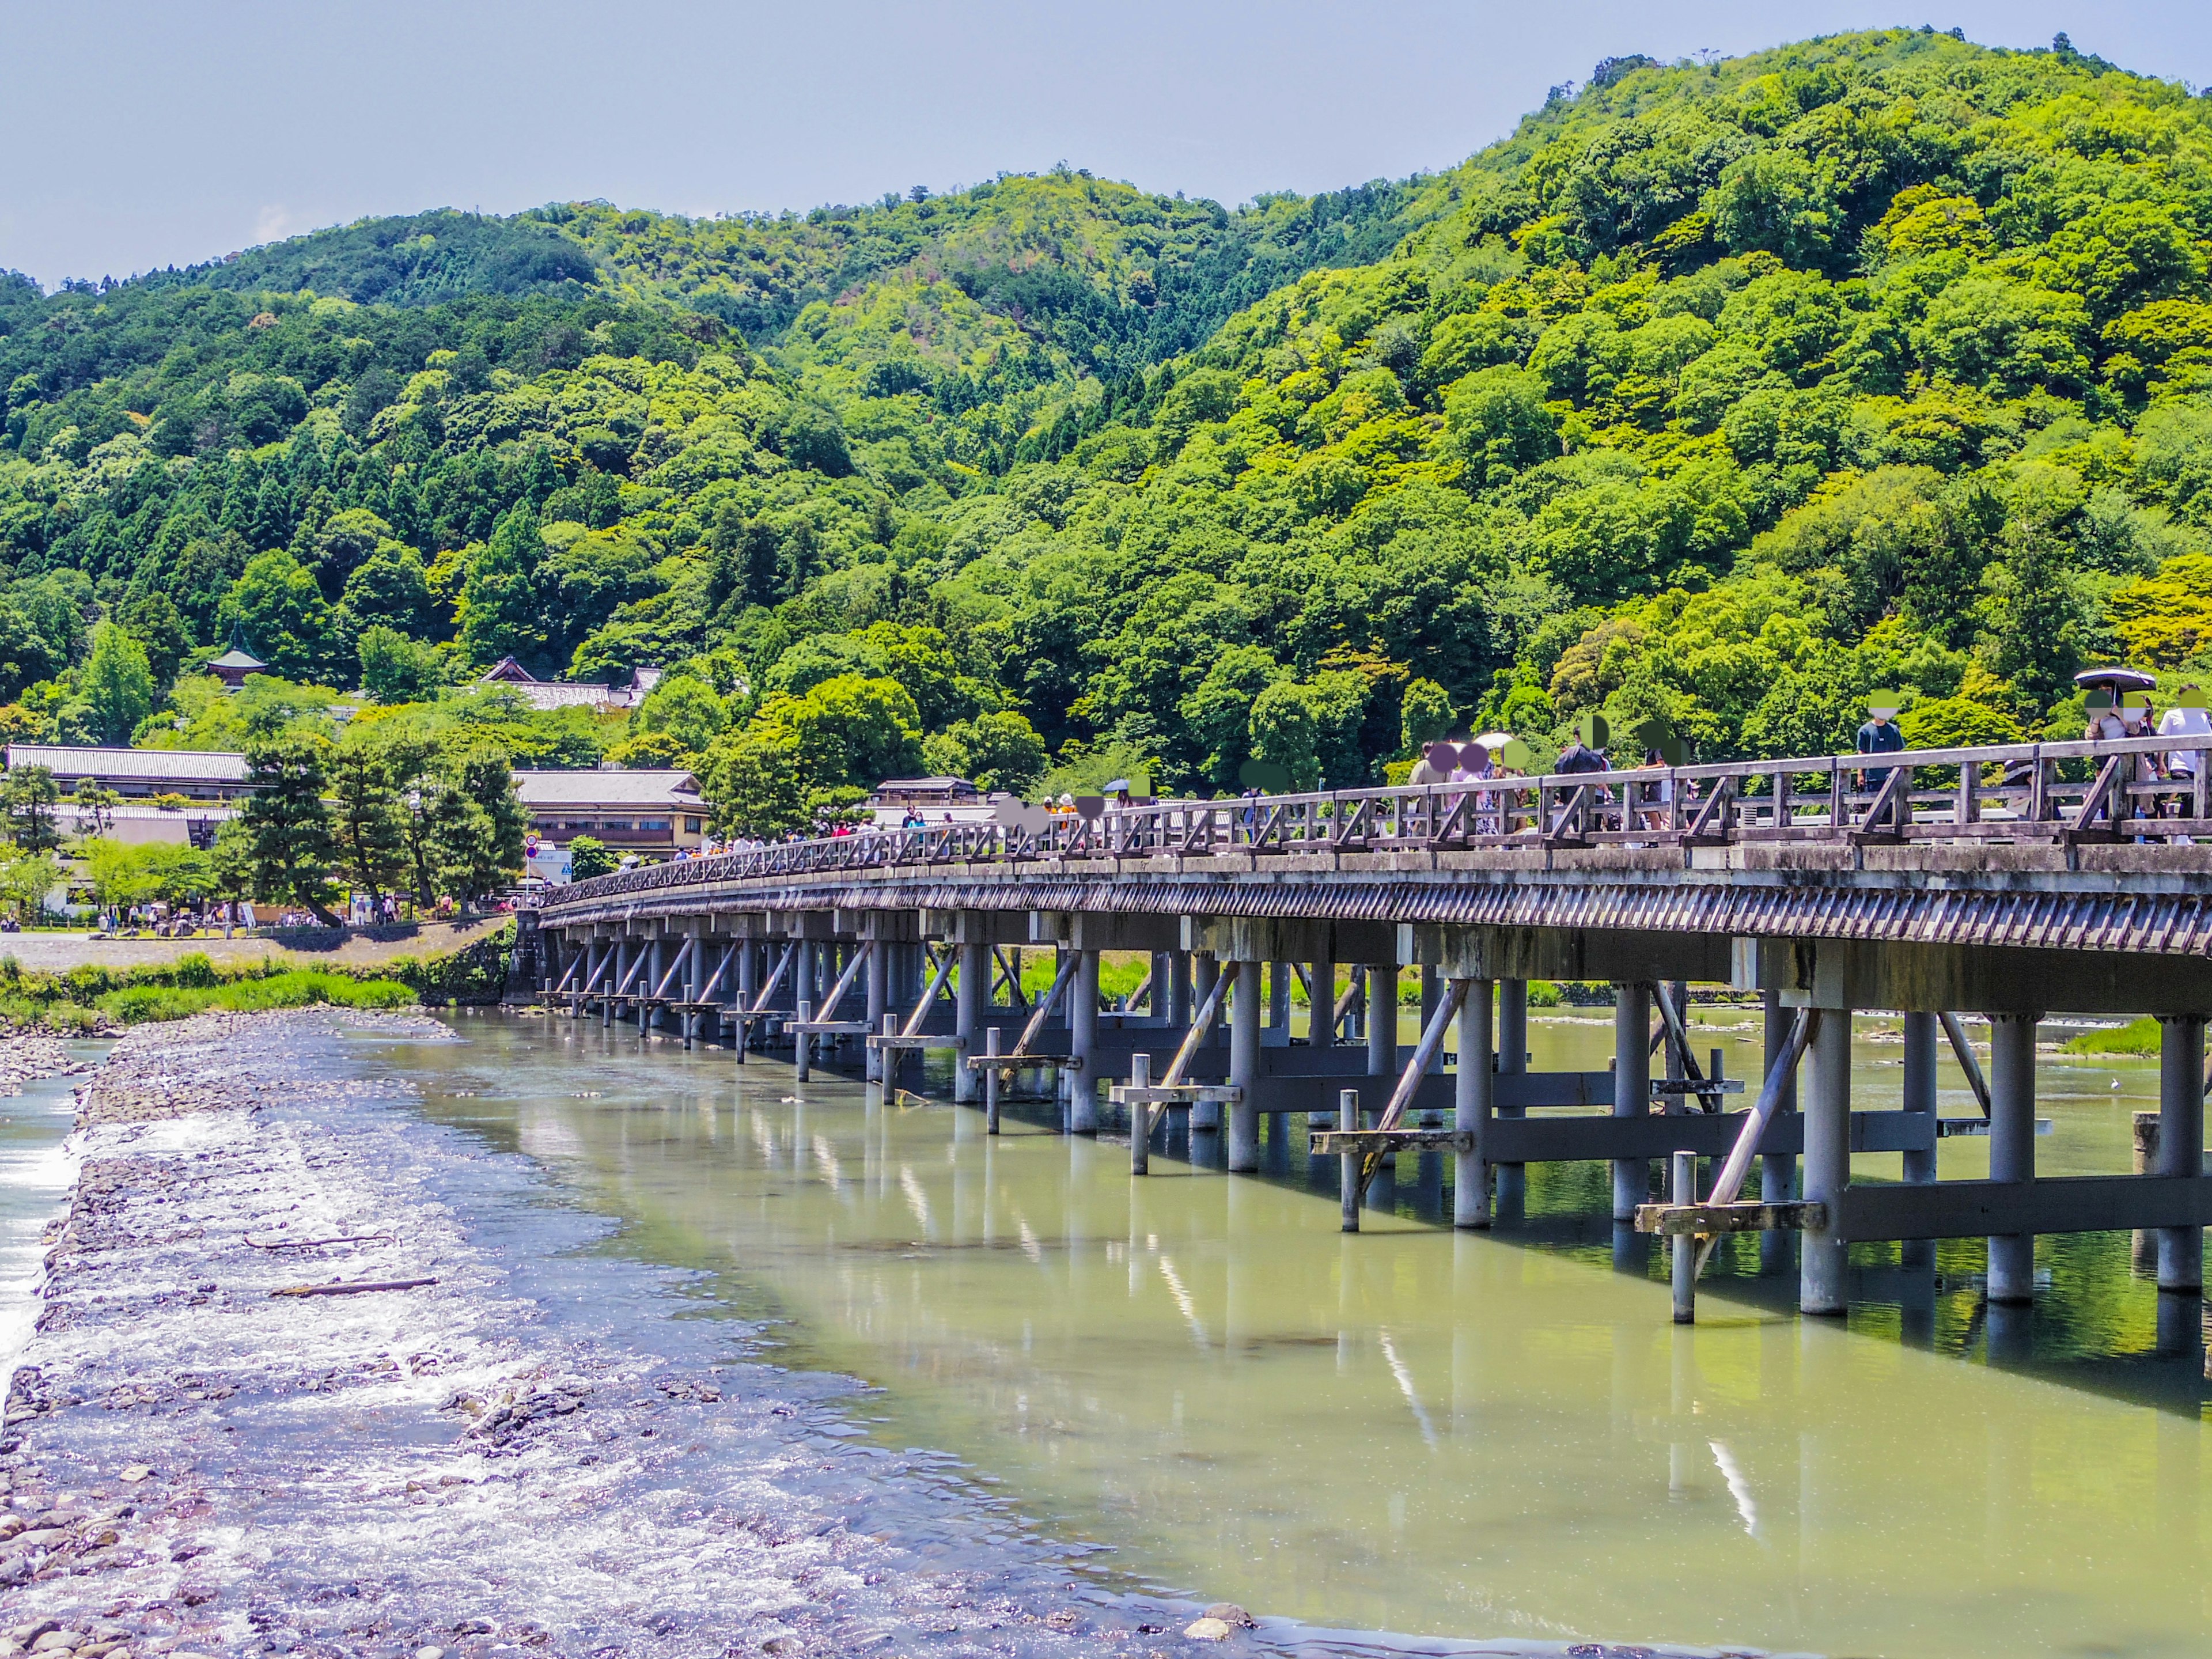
[391, 1008, 2212, 1659]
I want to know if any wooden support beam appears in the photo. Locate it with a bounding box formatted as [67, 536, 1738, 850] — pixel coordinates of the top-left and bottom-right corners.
[1311, 1128, 1471, 1155]
[1637, 1200, 1827, 1236]
[1113, 1084, 1242, 1105]
[1832, 1173, 2212, 1241]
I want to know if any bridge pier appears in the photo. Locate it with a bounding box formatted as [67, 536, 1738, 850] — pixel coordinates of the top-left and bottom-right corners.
[1229, 956, 1261, 1172]
[1191, 955, 1221, 1129]
[1309, 954, 1334, 1048]
[1612, 982, 1651, 1223]
[2158, 1015, 2206, 1293]
[1762, 990, 1800, 1276]
[1456, 976, 1493, 1229]
[1497, 980, 1528, 1210]
[1801, 1002, 1853, 1315]
[955, 942, 984, 1104]
[1987, 1012, 2040, 1305]
[1070, 949, 1099, 1133]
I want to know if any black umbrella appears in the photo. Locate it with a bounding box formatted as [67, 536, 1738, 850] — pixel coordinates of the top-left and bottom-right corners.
[2074, 666, 2158, 692]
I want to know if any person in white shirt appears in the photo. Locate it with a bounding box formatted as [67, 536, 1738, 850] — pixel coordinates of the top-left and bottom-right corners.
[2160, 685, 2211, 781]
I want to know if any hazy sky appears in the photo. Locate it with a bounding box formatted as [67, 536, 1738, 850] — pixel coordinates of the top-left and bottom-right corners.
[5, 0, 2209, 290]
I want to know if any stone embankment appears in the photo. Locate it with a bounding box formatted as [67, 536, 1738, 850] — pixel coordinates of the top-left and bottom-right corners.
[0, 1011, 1257, 1659]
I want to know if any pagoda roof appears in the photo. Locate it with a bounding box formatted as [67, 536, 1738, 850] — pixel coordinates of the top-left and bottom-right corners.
[207, 646, 267, 669]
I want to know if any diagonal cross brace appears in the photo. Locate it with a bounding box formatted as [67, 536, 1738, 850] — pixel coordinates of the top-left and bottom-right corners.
[901, 946, 958, 1037]
[1692, 1006, 1820, 1281]
[1356, 977, 1469, 1196]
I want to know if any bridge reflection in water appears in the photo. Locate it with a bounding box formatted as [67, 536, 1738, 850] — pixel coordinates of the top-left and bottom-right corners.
[411, 1012, 2212, 1657]
[519, 730, 2212, 1330]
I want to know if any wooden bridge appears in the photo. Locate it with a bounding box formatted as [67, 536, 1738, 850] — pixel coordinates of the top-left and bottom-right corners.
[518, 730, 2212, 1321]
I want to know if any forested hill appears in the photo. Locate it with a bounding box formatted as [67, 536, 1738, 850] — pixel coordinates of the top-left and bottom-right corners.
[3, 27, 2212, 836]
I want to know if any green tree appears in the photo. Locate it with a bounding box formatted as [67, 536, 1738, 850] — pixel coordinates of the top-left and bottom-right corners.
[0, 846, 60, 923]
[116, 591, 191, 690]
[921, 710, 1050, 794]
[339, 540, 438, 639]
[566, 834, 616, 880]
[328, 728, 408, 910]
[0, 765, 62, 853]
[239, 732, 342, 925]
[80, 838, 160, 915]
[459, 507, 549, 668]
[625, 673, 729, 759]
[357, 625, 445, 703]
[434, 743, 527, 908]
[64, 623, 157, 746]
[1979, 520, 2086, 715]
[1443, 366, 1558, 486]
[1399, 678, 1455, 752]
[218, 551, 340, 683]
[1249, 679, 1323, 791]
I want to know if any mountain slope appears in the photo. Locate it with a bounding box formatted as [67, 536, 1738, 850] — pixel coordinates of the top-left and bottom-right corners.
[1, 28, 2209, 827]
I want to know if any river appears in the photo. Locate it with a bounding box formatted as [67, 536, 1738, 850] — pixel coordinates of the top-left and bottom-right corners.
[363, 1009, 2206, 1656]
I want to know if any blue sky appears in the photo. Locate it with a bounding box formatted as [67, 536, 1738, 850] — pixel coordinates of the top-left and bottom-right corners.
[4, 0, 2209, 289]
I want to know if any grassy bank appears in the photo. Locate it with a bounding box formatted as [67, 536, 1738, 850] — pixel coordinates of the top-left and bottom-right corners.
[99, 971, 416, 1025]
[1, 947, 445, 1033]
[2065, 1019, 2161, 1056]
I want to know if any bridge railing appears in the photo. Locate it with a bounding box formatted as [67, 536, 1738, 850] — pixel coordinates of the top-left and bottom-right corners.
[544, 732, 2212, 907]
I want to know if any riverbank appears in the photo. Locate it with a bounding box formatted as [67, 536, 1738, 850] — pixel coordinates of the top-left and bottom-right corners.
[0, 1010, 1278, 1659]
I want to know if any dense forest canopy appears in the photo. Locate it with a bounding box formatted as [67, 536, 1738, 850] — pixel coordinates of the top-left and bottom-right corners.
[5, 28, 2212, 835]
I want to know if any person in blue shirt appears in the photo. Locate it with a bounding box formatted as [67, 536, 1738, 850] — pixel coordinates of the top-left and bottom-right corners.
[1855, 698, 1905, 770]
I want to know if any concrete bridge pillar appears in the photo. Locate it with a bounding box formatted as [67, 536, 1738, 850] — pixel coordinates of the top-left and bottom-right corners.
[1418, 965, 1444, 1128]
[862, 942, 884, 1080]
[1611, 982, 1651, 1222]
[1168, 951, 1191, 1028]
[734, 942, 757, 1063]
[1191, 955, 1221, 1129]
[1987, 1012, 2040, 1305]
[1070, 949, 1100, 1134]
[1229, 957, 1262, 1172]
[1496, 980, 1528, 1209]
[791, 943, 815, 1070]
[1761, 990, 1800, 1274]
[955, 942, 984, 1103]
[683, 927, 705, 1048]
[1901, 1012, 1938, 1184]
[1268, 961, 1291, 1042]
[1308, 955, 1334, 1048]
[577, 938, 600, 1020]
[1366, 963, 1397, 1105]
[1802, 1004, 1853, 1315]
[1456, 978, 1493, 1229]
[2157, 1015, 2205, 1293]
[603, 939, 621, 1028]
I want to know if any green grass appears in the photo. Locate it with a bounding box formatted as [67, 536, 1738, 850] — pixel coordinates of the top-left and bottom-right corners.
[97, 971, 415, 1026]
[2064, 1017, 2160, 1056]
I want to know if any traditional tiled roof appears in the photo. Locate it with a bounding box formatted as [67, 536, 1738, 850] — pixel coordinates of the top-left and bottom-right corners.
[511, 769, 703, 807]
[5, 744, 250, 786]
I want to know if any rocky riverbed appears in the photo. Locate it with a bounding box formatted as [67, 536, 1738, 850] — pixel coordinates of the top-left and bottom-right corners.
[0, 1012, 1276, 1659]
[0, 1044, 86, 1100]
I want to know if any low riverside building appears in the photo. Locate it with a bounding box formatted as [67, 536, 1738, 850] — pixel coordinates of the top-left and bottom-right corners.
[512, 768, 707, 863]
[4, 745, 248, 849]
[5, 744, 252, 801]
[477, 658, 662, 711]
[865, 776, 999, 827]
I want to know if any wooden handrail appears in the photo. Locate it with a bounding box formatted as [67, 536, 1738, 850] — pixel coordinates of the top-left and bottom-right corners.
[540, 732, 2212, 907]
